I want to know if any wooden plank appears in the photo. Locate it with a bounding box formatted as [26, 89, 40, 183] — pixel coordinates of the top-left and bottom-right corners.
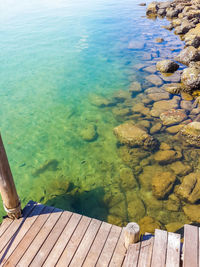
[83, 222, 112, 267]
[0, 201, 36, 255]
[109, 228, 126, 267]
[43, 213, 82, 267]
[96, 225, 122, 267]
[56, 215, 91, 267]
[17, 208, 62, 267]
[29, 210, 72, 266]
[68, 218, 102, 267]
[0, 218, 13, 238]
[137, 235, 154, 267]
[0, 203, 45, 265]
[123, 242, 141, 267]
[4, 205, 55, 267]
[183, 224, 198, 267]
[166, 232, 180, 267]
[151, 229, 168, 267]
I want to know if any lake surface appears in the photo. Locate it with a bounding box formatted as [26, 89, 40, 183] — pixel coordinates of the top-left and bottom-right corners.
[0, 0, 194, 232]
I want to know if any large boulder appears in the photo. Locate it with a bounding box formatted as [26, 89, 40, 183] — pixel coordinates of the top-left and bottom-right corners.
[160, 109, 187, 126]
[184, 23, 200, 48]
[176, 172, 200, 203]
[175, 46, 200, 66]
[152, 171, 176, 199]
[114, 122, 159, 150]
[181, 66, 200, 91]
[156, 60, 179, 73]
[146, 2, 159, 15]
[180, 122, 200, 147]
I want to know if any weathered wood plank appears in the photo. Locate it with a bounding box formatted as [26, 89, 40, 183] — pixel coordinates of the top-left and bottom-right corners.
[43, 213, 82, 267]
[0, 201, 36, 255]
[151, 229, 168, 267]
[166, 232, 180, 267]
[109, 228, 126, 267]
[123, 243, 140, 267]
[83, 221, 112, 267]
[0, 218, 13, 238]
[0, 203, 45, 265]
[96, 225, 122, 267]
[17, 208, 62, 267]
[183, 224, 198, 267]
[29, 210, 72, 267]
[137, 235, 154, 267]
[68, 218, 102, 267]
[4, 205, 55, 267]
[56, 215, 91, 267]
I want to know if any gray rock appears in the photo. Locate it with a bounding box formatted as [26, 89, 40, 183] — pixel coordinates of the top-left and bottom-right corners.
[175, 46, 200, 66]
[181, 66, 200, 91]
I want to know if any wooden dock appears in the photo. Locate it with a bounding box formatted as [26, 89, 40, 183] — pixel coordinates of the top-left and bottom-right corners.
[0, 201, 198, 267]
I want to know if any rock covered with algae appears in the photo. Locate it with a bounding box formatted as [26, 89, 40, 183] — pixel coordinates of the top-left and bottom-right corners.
[176, 172, 200, 203]
[113, 122, 159, 150]
[80, 124, 98, 142]
[152, 171, 176, 199]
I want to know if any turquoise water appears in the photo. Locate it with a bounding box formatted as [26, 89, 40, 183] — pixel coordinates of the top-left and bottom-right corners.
[0, 0, 189, 230]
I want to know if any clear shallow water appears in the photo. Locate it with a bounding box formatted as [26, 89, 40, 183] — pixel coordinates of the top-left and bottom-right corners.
[0, 0, 190, 230]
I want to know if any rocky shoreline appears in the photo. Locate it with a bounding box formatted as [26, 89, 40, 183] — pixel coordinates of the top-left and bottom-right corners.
[86, 1, 200, 232]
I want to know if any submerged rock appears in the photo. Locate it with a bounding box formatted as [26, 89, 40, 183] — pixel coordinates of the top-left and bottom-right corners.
[164, 83, 182, 94]
[183, 204, 200, 223]
[154, 150, 180, 165]
[126, 191, 146, 222]
[150, 98, 179, 117]
[139, 165, 165, 190]
[160, 109, 187, 126]
[155, 37, 164, 43]
[180, 122, 200, 147]
[139, 216, 161, 234]
[156, 60, 179, 73]
[114, 122, 159, 150]
[152, 171, 176, 199]
[119, 167, 138, 190]
[80, 124, 98, 142]
[166, 194, 181, 212]
[129, 81, 142, 93]
[169, 161, 193, 176]
[145, 74, 163, 86]
[176, 172, 200, 203]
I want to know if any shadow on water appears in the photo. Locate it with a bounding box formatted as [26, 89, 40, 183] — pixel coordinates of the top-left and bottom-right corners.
[45, 186, 108, 222]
